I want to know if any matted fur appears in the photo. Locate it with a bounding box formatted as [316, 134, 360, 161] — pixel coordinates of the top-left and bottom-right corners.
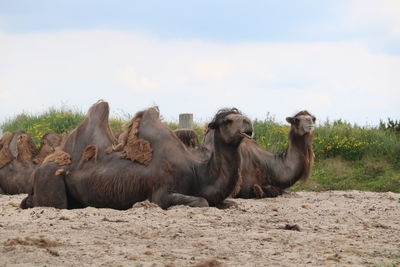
[33, 143, 54, 164]
[33, 132, 64, 164]
[116, 115, 153, 166]
[16, 133, 38, 166]
[79, 145, 98, 164]
[42, 151, 71, 166]
[0, 132, 15, 168]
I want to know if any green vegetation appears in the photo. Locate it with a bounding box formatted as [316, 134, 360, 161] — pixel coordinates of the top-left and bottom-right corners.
[1, 108, 399, 193]
[0, 108, 125, 144]
[253, 116, 400, 193]
[1, 108, 85, 144]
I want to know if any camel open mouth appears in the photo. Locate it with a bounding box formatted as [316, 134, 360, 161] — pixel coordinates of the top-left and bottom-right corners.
[240, 131, 253, 139]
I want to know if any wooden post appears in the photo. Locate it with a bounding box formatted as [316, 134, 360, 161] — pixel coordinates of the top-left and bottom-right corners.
[179, 113, 193, 129]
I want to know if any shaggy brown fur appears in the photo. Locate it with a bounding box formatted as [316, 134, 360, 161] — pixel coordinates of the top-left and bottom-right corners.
[33, 143, 54, 164]
[80, 145, 98, 164]
[33, 132, 63, 164]
[0, 132, 14, 169]
[42, 151, 71, 166]
[118, 116, 153, 166]
[174, 129, 200, 148]
[16, 133, 38, 166]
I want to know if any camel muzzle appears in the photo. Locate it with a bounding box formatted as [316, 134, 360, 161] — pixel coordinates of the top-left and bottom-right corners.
[240, 130, 253, 139]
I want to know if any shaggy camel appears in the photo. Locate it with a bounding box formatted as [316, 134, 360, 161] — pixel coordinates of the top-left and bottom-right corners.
[177, 111, 316, 198]
[235, 111, 316, 198]
[21, 101, 253, 210]
[0, 131, 62, 194]
[173, 129, 200, 148]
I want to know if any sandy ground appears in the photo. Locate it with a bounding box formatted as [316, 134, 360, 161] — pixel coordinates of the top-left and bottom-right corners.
[0, 191, 399, 267]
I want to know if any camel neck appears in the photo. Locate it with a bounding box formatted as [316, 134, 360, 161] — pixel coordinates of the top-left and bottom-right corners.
[198, 130, 241, 206]
[270, 131, 311, 188]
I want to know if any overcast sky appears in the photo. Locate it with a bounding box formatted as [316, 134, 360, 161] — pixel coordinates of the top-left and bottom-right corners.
[1, 0, 399, 125]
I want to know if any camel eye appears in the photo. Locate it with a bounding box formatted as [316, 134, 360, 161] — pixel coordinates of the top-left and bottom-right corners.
[225, 118, 233, 124]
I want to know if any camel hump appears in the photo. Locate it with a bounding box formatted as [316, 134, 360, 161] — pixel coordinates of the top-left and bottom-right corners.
[42, 151, 72, 166]
[15, 132, 38, 165]
[0, 132, 14, 168]
[141, 107, 160, 122]
[63, 100, 115, 165]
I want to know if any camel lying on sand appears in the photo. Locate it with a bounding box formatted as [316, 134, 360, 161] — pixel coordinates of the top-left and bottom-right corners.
[235, 111, 315, 198]
[176, 111, 316, 198]
[21, 101, 253, 210]
[0, 131, 63, 194]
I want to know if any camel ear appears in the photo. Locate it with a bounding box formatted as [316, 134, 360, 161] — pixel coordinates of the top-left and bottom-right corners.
[286, 117, 294, 124]
[286, 117, 299, 125]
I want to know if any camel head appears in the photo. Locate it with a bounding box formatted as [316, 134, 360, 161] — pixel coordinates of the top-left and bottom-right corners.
[286, 111, 316, 136]
[208, 108, 253, 146]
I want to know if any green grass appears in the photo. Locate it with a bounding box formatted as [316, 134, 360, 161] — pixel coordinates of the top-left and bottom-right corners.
[1, 108, 125, 145]
[1, 107, 399, 193]
[291, 157, 400, 193]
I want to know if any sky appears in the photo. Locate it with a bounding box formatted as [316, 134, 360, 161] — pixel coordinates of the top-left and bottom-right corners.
[0, 0, 399, 126]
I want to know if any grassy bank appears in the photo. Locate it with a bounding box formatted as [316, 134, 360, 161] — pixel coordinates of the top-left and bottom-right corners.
[1, 108, 399, 193]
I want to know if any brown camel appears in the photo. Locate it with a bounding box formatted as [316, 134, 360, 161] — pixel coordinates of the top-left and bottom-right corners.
[0, 131, 63, 194]
[235, 111, 316, 198]
[173, 129, 200, 148]
[178, 111, 316, 198]
[21, 101, 253, 210]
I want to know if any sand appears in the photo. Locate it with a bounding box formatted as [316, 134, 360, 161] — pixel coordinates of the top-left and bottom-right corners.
[1, 191, 399, 267]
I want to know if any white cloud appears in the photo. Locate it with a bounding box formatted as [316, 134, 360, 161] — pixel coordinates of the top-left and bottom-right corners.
[0, 30, 399, 125]
[117, 66, 159, 92]
[344, 0, 400, 38]
[193, 58, 235, 80]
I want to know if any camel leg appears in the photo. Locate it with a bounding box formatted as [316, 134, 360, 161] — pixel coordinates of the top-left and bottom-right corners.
[152, 191, 209, 209]
[253, 184, 266, 198]
[261, 185, 285, 198]
[26, 163, 68, 209]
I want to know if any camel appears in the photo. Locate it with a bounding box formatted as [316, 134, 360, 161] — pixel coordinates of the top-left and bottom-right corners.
[21, 101, 253, 210]
[173, 129, 200, 148]
[0, 131, 63, 194]
[176, 111, 316, 198]
[235, 111, 316, 198]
